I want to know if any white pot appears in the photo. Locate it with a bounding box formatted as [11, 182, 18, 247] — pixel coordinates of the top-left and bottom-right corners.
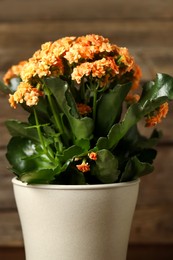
[12, 177, 140, 260]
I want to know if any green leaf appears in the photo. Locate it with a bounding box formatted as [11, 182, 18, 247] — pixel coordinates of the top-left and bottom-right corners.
[5, 120, 39, 142]
[65, 87, 80, 118]
[91, 149, 120, 183]
[6, 137, 56, 176]
[0, 80, 10, 94]
[69, 117, 94, 140]
[44, 77, 94, 140]
[140, 73, 173, 106]
[96, 101, 145, 150]
[60, 145, 84, 162]
[95, 82, 132, 136]
[54, 168, 86, 185]
[74, 138, 90, 152]
[96, 137, 109, 150]
[120, 156, 154, 182]
[120, 125, 161, 151]
[20, 169, 56, 184]
[60, 139, 91, 164]
[44, 77, 68, 110]
[97, 73, 173, 150]
[33, 97, 50, 118]
[138, 148, 157, 164]
[6, 137, 38, 174]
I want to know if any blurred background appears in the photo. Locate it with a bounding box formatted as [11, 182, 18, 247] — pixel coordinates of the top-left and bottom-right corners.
[0, 0, 173, 259]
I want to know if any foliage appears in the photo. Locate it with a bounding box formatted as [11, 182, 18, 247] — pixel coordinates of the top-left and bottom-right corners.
[0, 34, 173, 184]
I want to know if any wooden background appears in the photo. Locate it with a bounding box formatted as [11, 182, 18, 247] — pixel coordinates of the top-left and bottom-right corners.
[0, 0, 173, 259]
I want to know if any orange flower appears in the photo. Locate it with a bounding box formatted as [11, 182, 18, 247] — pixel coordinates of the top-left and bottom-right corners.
[125, 93, 140, 104]
[131, 64, 142, 90]
[3, 61, 27, 85]
[77, 103, 92, 116]
[20, 38, 74, 82]
[8, 35, 136, 88]
[71, 62, 92, 83]
[91, 57, 119, 78]
[76, 162, 90, 173]
[118, 47, 134, 72]
[52, 36, 76, 57]
[4, 35, 139, 111]
[9, 82, 43, 108]
[145, 102, 169, 127]
[88, 152, 97, 161]
[64, 34, 113, 64]
[20, 42, 65, 81]
[71, 57, 119, 84]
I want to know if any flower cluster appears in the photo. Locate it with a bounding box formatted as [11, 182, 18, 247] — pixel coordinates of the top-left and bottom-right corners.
[1, 34, 173, 185]
[145, 102, 169, 127]
[4, 34, 140, 109]
[9, 82, 44, 109]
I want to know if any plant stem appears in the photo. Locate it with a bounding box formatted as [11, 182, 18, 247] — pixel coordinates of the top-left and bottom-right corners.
[80, 78, 85, 102]
[93, 87, 98, 123]
[46, 87, 68, 149]
[34, 109, 45, 149]
[47, 90, 63, 134]
[33, 108, 54, 161]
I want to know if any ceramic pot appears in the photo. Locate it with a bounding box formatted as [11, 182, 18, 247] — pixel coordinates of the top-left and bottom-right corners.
[12, 177, 140, 260]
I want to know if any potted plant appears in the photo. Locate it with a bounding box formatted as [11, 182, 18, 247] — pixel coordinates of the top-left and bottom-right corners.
[0, 34, 173, 260]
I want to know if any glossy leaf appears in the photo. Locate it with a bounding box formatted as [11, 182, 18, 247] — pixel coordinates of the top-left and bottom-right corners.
[60, 145, 84, 163]
[0, 80, 10, 94]
[5, 120, 39, 142]
[120, 156, 154, 182]
[95, 82, 132, 136]
[97, 73, 173, 150]
[2, 70, 173, 184]
[91, 149, 120, 183]
[6, 137, 56, 176]
[20, 169, 56, 184]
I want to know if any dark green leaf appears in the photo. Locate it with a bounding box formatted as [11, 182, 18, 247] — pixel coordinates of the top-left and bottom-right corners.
[99, 73, 173, 150]
[6, 137, 56, 176]
[91, 149, 120, 183]
[69, 117, 94, 140]
[6, 137, 38, 174]
[74, 138, 90, 152]
[53, 168, 86, 185]
[120, 125, 161, 151]
[95, 82, 132, 136]
[96, 102, 142, 150]
[61, 145, 84, 162]
[0, 80, 10, 94]
[65, 88, 80, 118]
[5, 120, 39, 142]
[96, 137, 109, 150]
[138, 148, 157, 164]
[20, 169, 56, 184]
[140, 73, 173, 106]
[120, 156, 154, 182]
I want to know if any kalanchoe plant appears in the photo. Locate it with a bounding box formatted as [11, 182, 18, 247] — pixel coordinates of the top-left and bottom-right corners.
[0, 34, 173, 185]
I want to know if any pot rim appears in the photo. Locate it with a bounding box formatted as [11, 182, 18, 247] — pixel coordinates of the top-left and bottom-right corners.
[12, 177, 140, 191]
